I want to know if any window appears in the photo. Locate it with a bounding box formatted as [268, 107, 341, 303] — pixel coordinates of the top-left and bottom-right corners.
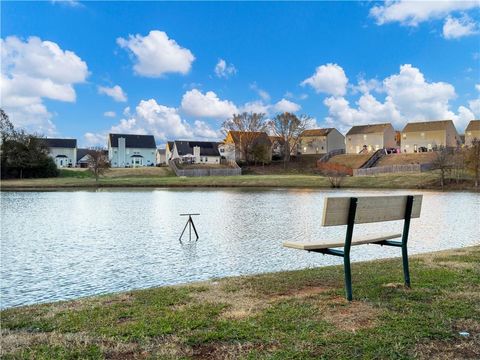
[363, 135, 367, 140]
[421, 132, 425, 137]
[403, 134, 406, 139]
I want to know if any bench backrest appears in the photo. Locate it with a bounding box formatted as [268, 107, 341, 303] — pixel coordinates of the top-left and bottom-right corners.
[321, 195, 423, 226]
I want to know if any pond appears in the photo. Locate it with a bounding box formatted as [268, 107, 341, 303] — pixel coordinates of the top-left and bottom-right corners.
[1, 188, 479, 309]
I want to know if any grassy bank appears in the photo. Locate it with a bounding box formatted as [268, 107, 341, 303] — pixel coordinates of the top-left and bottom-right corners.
[1, 246, 479, 359]
[1, 169, 477, 191]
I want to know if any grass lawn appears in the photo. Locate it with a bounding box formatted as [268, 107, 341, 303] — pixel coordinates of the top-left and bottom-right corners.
[1, 168, 476, 191]
[1, 246, 479, 359]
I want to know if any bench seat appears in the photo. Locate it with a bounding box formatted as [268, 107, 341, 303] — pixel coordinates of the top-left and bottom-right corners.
[283, 233, 402, 251]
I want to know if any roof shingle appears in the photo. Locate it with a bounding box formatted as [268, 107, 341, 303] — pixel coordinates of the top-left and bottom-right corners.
[402, 120, 456, 133]
[346, 123, 393, 136]
[109, 134, 156, 149]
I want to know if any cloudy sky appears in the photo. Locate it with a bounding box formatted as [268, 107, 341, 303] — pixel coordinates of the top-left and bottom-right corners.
[1, 1, 479, 147]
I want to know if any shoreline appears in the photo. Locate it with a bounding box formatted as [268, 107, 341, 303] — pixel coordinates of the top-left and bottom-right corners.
[1, 172, 478, 192]
[2, 245, 479, 358]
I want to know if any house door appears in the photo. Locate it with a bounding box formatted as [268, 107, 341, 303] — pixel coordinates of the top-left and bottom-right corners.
[132, 157, 143, 167]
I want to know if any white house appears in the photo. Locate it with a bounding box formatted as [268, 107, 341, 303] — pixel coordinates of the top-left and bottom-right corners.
[171, 141, 221, 164]
[42, 138, 77, 168]
[108, 134, 156, 168]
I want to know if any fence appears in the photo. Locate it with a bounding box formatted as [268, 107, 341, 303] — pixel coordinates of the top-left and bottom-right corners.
[316, 161, 353, 176]
[353, 163, 434, 176]
[318, 148, 345, 163]
[169, 159, 242, 177]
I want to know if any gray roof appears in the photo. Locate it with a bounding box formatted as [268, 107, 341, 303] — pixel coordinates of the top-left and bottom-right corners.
[402, 120, 455, 133]
[42, 138, 77, 148]
[109, 134, 156, 149]
[174, 141, 221, 156]
[76, 148, 107, 162]
[346, 123, 393, 136]
[466, 120, 480, 132]
[300, 128, 334, 137]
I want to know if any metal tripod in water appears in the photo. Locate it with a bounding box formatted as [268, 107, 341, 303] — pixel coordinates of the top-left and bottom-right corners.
[178, 213, 199, 242]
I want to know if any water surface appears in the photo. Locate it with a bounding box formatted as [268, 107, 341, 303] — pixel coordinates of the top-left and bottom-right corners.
[1, 188, 479, 309]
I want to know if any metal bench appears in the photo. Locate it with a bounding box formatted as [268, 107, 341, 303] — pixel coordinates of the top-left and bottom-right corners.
[283, 195, 423, 301]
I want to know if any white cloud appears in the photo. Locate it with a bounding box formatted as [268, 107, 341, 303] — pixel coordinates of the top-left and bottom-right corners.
[250, 82, 270, 101]
[469, 99, 480, 117]
[83, 99, 220, 147]
[180, 89, 238, 119]
[104, 111, 116, 118]
[117, 30, 194, 77]
[273, 98, 301, 113]
[51, 0, 83, 8]
[301, 63, 348, 96]
[323, 64, 474, 133]
[214, 59, 237, 78]
[443, 15, 478, 39]
[1, 36, 88, 134]
[476, 84, 480, 92]
[370, 1, 479, 26]
[239, 100, 271, 115]
[98, 85, 127, 102]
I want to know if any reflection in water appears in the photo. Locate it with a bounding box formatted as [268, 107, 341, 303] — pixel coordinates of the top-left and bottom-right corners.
[1, 188, 479, 309]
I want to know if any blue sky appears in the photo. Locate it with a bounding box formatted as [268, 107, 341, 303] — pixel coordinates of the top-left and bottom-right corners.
[1, 1, 479, 147]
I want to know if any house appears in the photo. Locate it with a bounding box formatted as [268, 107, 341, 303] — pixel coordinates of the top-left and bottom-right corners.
[76, 149, 108, 168]
[268, 136, 286, 158]
[345, 123, 396, 154]
[156, 149, 167, 165]
[401, 120, 460, 153]
[221, 131, 272, 163]
[465, 120, 480, 146]
[171, 141, 221, 164]
[165, 141, 174, 162]
[108, 134, 156, 168]
[42, 138, 77, 168]
[76, 148, 93, 168]
[298, 128, 345, 155]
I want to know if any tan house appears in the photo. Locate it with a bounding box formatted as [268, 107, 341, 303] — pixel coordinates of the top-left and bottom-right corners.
[465, 120, 480, 146]
[220, 131, 272, 163]
[165, 141, 174, 162]
[401, 120, 460, 153]
[298, 128, 345, 155]
[345, 123, 396, 154]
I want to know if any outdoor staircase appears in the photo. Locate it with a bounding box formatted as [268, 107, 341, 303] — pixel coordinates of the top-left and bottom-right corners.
[359, 149, 386, 169]
[318, 148, 345, 163]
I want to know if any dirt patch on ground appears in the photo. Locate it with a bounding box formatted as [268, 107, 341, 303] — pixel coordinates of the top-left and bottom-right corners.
[419, 249, 479, 271]
[415, 319, 480, 359]
[318, 298, 381, 332]
[0, 330, 141, 358]
[190, 341, 277, 359]
[188, 282, 331, 320]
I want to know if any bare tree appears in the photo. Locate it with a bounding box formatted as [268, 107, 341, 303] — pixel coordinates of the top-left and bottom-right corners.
[466, 138, 480, 188]
[432, 148, 453, 190]
[222, 112, 268, 163]
[270, 112, 312, 168]
[87, 149, 110, 183]
[325, 169, 347, 188]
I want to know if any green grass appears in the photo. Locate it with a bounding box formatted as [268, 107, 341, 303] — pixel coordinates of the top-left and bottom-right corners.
[1, 170, 476, 191]
[1, 246, 479, 359]
[58, 169, 94, 178]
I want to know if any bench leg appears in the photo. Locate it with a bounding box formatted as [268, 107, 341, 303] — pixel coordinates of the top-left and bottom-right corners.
[344, 255, 353, 301]
[402, 245, 410, 288]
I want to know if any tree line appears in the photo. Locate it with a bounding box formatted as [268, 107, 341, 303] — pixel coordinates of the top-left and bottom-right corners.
[1, 109, 59, 179]
[222, 111, 312, 167]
